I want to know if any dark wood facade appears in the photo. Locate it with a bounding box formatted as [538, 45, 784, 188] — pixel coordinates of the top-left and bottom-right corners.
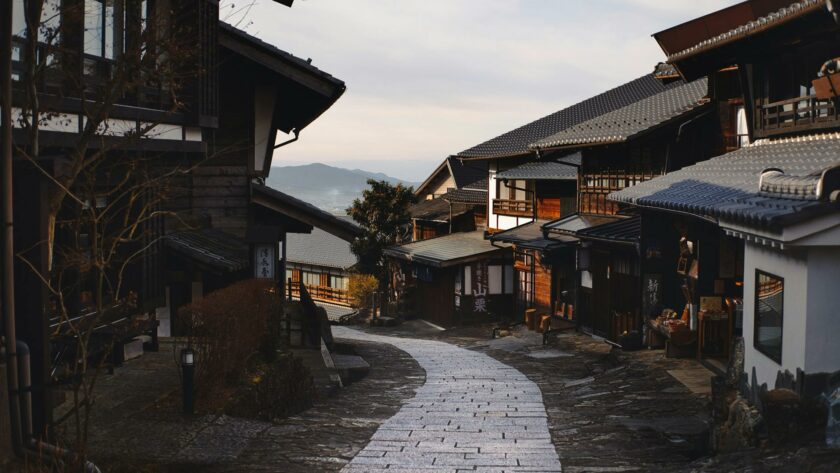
[5, 0, 345, 436]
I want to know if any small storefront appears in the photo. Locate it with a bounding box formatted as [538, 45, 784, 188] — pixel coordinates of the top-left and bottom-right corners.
[490, 220, 577, 327]
[640, 211, 744, 370]
[385, 231, 514, 326]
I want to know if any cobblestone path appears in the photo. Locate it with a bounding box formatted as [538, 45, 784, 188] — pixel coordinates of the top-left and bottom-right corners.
[334, 326, 562, 473]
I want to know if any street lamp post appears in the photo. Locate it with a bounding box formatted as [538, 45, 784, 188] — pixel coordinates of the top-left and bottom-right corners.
[180, 348, 195, 415]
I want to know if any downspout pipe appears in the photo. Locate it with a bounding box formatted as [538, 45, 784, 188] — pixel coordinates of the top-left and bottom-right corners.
[273, 129, 299, 149]
[828, 0, 840, 25]
[1, 0, 25, 459]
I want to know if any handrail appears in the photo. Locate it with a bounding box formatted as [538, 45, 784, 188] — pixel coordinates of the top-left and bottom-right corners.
[492, 198, 533, 216]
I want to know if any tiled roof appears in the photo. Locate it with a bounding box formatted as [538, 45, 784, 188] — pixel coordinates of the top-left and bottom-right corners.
[286, 216, 358, 270]
[442, 188, 488, 205]
[409, 198, 475, 221]
[667, 0, 826, 63]
[610, 133, 840, 228]
[543, 214, 621, 236]
[219, 22, 344, 88]
[496, 159, 578, 181]
[457, 73, 677, 159]
[489, 220, 576, 251]
[530, 78, 709, 149]
[252, 183, 363, 242]
[654, 62, 679, 80]
[449, 158, 488, 189]
[576, 217, 641, 245]
[384, 231, 510, 268]
[165, 229, 248, 272]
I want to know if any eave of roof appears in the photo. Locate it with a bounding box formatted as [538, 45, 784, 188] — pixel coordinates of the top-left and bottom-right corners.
[576, 216, 641, 246]
[609, 132, 840, 229]
[414, 159, 450, 197]
[530, 78, 710, 150]
[542, 213, 622, 237]
[219, 22, 345, 94]
[410, 198, 474, 222]
[285, 217, 358, 269]
[165, 229, 249, 273]
[489, 220, 576, 251]
[495, 159, 579, 181]
[252, 183, 362, 242]
[663, 0, 826, 64]
[456, 73, 677, 160]
[442, 188, 488, 205]
[384, 231, 511, 268]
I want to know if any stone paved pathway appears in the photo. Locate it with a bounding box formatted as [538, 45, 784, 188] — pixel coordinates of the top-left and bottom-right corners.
[334, 326, 562, 473]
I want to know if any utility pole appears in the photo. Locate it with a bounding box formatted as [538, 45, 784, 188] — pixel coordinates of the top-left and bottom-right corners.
[1, 0, 24, 455]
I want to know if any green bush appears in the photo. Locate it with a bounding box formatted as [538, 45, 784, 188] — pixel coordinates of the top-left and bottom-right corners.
[348, 273, 378, 309]
[176, 279, 281, 408]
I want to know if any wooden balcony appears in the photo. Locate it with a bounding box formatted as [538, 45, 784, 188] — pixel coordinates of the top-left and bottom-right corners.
[493, 199, 533, 217]
[290, 283, 351, 306]
[756, 95, 839, 138]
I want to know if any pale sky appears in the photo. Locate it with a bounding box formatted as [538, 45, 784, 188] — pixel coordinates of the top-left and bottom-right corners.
[236, 0, 740, 182]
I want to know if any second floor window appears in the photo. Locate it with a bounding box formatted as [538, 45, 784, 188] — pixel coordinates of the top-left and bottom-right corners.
[85, 0, 122, 59]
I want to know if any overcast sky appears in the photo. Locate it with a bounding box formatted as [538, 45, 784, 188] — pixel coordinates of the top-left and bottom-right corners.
[236, 0, 739, 182]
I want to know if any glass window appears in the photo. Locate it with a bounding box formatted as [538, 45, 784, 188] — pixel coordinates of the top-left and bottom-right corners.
[330, 275, 348, 291]
[504, 265, 513, 295]
[488, 265, 502, 295]
[85, 0, 121, 59]
[755, 270, 784, 363]
[12, 0, 27, 38]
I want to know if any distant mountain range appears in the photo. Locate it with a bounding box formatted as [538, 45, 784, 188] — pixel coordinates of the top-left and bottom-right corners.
[266, 163, 418, 214]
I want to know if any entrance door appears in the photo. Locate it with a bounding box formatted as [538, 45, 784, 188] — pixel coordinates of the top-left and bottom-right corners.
[591, 250, 611, 338]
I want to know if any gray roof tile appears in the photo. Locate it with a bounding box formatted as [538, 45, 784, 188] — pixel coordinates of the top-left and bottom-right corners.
[496, 158, 579, 181]
[667, 0, 825, 63]
[410, 198, 476, 221]
[576, 217, 641, 245]
[442, 188, 488, 205]
[286, 216, 358, 269]
[384, 231, 510, 268]
[531, 78, 709, 149]
[166, 229, 248, 272]
[489, 220, 575, 250]
[610, 132, 840, 228]
[457, 73, 678, 159]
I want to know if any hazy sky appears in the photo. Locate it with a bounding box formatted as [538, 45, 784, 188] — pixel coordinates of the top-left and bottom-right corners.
[236, 0, 739, 182]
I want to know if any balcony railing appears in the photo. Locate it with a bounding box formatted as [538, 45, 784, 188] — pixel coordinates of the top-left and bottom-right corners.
[757, 95, 839, 137]
[493, 199, 533, 217]
[290, 282, 351, 306]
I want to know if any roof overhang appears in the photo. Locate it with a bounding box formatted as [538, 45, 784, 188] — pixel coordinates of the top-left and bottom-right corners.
[489, 220, 576, 251]
[251, 183, 362, 242]
[415, 159, 451, 197]
[654, 0, 831, 81]
[218, 22, 346, 134]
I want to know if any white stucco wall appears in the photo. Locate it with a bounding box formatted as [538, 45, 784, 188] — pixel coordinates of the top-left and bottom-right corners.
[804, 247, 840, 374]
[743, 242, 808, 388]
[488, 161, 532, 231]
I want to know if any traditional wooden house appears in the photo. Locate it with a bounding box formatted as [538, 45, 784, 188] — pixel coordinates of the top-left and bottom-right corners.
[410, 158, 487, 241]
[3, 0, 352, 437]
[529, 76, 724, 342]
[285, 216, 358, 308]
[384, 231, 513, 326]
[611, 0, 840, 394]
[455, 73, 683, 326]
[158, 21, 354, 335]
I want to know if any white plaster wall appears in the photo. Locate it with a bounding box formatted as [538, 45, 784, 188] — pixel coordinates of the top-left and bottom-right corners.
[254, 85, 278, 173]
[743, 242, 808, 388]
[488, 161, 532, 231]
[804, 247, 840, 374]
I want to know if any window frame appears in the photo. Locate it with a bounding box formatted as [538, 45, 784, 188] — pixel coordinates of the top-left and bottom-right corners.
[753, 269, 784, 364]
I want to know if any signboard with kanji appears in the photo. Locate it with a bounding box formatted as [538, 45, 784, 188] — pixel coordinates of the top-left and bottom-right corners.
[254, 244, 276, 279]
